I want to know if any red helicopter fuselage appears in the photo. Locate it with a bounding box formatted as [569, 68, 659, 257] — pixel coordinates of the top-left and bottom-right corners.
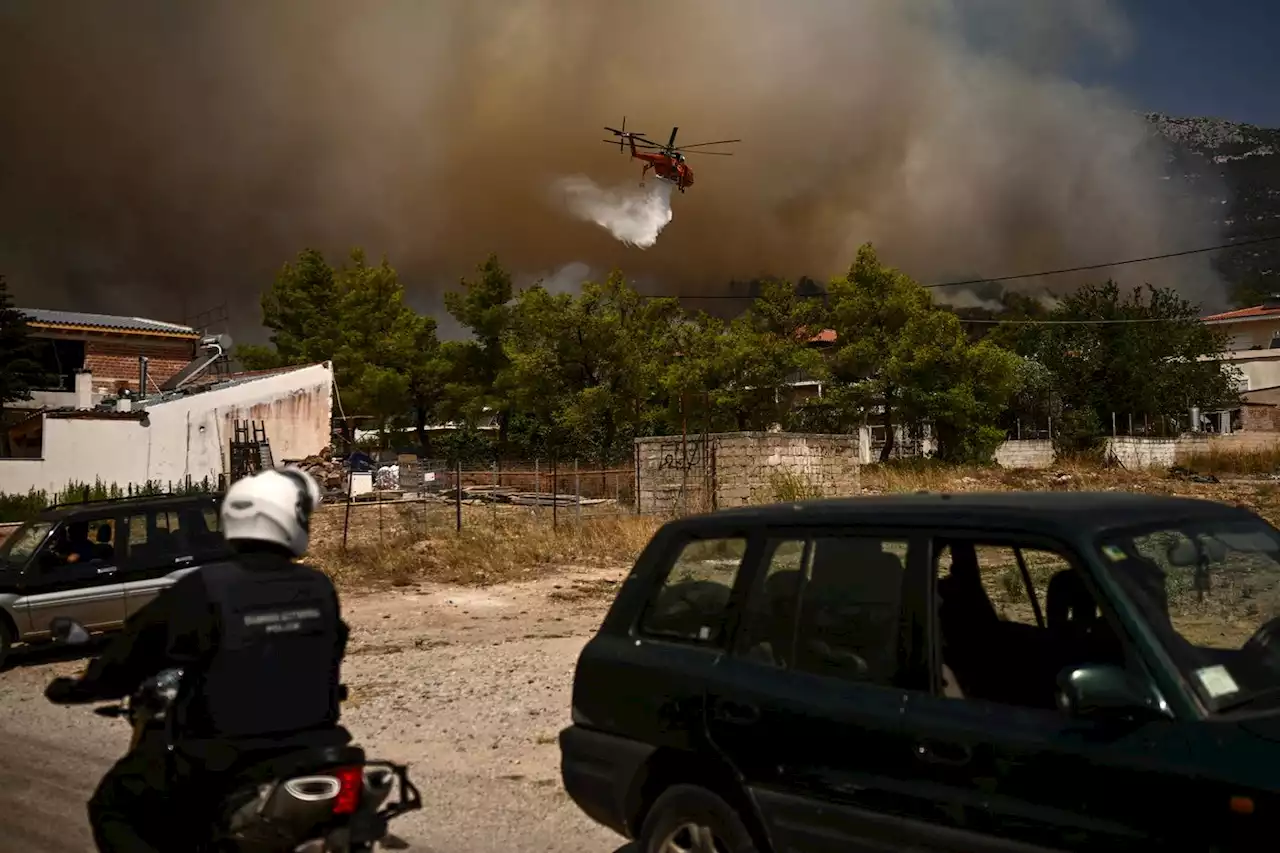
[627, 137, 694, 191]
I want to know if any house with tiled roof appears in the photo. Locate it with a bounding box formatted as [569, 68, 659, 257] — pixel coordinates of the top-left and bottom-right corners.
[1202, 297, 1280, 430]
[15, 308, 203, 411]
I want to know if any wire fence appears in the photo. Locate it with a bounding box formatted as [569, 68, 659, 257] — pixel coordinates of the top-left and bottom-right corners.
[332, 461, 643, 549]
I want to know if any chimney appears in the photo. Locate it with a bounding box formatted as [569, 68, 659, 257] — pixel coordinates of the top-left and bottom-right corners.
[138, 355, 149, 397]
[74, 370, 93, 410]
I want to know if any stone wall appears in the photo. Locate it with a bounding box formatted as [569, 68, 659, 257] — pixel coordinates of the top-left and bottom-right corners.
[635, 431, 861, 516]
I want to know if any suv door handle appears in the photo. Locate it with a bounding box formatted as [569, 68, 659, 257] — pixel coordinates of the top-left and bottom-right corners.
[96, 565, 118, 575]
[173, 555, 195, 565]
[712, 699, 761, 725]
[915, 739, 972, 767]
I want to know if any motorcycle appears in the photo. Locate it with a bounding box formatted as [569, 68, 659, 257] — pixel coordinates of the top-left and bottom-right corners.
[48, 617, 421, 852]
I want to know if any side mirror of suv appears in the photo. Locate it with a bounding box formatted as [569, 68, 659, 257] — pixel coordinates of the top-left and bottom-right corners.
[1057, 665, 1172, 722]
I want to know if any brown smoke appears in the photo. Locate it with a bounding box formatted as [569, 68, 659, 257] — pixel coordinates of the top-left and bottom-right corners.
[0, 0, 1222, 338]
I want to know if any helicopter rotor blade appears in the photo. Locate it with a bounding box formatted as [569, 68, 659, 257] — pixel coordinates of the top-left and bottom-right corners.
[676, 150, 733, 156]
[667, 126, 679, 149]
[677, 139, 742, 149]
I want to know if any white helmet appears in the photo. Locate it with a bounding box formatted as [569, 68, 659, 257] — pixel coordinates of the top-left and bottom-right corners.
[220, 467, 322, 558]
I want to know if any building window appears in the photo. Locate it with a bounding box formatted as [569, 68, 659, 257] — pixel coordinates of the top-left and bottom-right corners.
[29, 339, 86, 391]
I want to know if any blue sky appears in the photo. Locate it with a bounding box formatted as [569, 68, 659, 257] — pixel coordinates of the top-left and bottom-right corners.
[1080, 0, 1279, 126]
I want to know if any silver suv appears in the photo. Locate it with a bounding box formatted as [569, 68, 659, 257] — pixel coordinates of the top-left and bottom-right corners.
[0, 493, 232, 666]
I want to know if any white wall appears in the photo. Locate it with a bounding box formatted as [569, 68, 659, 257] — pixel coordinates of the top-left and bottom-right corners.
[1219, 351, 1280, 392]
[1221, 319, 1280, 351]
[0, 363, 333, 496]
[0, 418, 151, 495]
[144, 362, 333, 484]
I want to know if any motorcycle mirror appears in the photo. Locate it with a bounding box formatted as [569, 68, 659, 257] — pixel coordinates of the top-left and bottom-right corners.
[50, 617, 91, 645]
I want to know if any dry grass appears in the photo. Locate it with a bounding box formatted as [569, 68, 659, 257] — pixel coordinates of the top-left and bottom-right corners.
[1178, 446, 1280, 476]
[308, 500, 659, 589]
[309, 460, 1280, 590]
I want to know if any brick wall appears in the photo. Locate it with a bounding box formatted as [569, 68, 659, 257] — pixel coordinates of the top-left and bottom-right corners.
[84, 339, 196, 393]
[636, 431, 861, 515]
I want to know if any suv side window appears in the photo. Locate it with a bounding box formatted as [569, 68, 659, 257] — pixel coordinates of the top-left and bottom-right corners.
[123, 509, 183, 569]
[934, 538, 1127, 711]
[639, 536, 747, 645]
[736, 535, 911, 687]
[39, 515, 118, 568]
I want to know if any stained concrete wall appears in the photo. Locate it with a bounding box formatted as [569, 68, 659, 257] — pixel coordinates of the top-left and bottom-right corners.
[635, 432, 861, 516]
[0, 363, 333, 495]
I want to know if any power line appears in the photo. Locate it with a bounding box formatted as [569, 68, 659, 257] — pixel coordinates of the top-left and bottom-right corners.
[958, 317, 1189, 325]
[639, 234, 1280, 299]
[923, 234, 1280, 288]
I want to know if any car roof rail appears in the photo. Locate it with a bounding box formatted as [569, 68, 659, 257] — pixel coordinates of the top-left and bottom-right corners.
[45, 490, 224, 512]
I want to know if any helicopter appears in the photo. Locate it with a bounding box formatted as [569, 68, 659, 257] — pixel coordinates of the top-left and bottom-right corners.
[603, 118, 740, 193]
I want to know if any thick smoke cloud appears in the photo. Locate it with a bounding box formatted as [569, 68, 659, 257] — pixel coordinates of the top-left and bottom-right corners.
[0, 0, 1222, 339]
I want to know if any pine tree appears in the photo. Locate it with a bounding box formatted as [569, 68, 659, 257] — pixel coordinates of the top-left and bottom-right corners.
[0, 275, 45, 409]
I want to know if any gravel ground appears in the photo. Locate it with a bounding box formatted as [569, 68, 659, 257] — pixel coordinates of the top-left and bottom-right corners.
[0, 567, 632, 853]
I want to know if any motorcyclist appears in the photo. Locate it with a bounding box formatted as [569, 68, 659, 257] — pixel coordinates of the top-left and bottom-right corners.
[45, 467, 350, 852]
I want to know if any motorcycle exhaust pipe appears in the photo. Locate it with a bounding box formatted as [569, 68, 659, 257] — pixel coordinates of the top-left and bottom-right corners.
[260, 775, 342, 825]
[362, 765, 396, 811]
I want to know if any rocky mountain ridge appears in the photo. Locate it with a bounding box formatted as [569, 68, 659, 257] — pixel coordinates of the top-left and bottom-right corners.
[1147, 113, 1280, 301]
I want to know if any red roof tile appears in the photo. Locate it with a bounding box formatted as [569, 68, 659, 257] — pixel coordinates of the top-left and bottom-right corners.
[1202, 306, 1280, 322]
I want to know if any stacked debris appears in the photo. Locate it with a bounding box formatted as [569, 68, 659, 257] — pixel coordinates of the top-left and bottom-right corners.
[1168, 465, 1221, 484]
[436, 485, 615, 507]
[291, 450, 347, 494]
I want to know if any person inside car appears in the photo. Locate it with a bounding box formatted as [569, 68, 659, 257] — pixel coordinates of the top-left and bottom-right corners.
[44, 468, 351, 853]
[57, 520, 99, 564]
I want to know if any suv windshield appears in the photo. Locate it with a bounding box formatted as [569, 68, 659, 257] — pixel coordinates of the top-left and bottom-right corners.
[1098, 517, 1280, 714]
[0, 521, 54, 566]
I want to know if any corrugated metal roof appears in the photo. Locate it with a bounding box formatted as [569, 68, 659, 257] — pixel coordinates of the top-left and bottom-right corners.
[21, 308, 199, 336]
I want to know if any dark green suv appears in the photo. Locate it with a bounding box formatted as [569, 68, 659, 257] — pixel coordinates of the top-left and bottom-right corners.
[0, 493, 231, 666]
[560, 492, 1280, 852]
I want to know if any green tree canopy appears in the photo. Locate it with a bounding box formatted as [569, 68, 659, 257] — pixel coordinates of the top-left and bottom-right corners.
[503, 271, 682, 462]
[824, 244, 1023, 462]
[1022, 280, 1239, 449]
[0, 275, 47, 412]
[440, 255, 517, 447]
[238, 249, 444, 449]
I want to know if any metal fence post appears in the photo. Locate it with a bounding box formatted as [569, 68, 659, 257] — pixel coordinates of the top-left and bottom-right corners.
[455, 458, 462, 532]
[634, 443, 641, 515]
[341, 469, 353, 552]
[552, 455, 559, 530]
[574, 458, 581, 524]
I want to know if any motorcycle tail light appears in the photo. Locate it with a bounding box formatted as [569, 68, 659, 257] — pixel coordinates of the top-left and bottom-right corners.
[332, 765, 363, 815]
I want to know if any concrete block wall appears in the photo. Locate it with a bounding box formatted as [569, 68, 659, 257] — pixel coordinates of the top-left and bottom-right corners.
[993, 440, 1055, 469]
[635, 432, 861, 515]
[634, 435, 715, 516]
[715, 433, 861, 507]
[1107, 437, 1178, 469]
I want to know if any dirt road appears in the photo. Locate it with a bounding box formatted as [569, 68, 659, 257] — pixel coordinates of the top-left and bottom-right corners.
[0, 567, 629, 853]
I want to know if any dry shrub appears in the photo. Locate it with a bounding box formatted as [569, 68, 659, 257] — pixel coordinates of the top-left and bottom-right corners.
[764, 468, 826, 502]
[308, 501, 659, 588]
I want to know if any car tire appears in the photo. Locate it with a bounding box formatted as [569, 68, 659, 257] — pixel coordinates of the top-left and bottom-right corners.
[638, 784, 759, 853]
